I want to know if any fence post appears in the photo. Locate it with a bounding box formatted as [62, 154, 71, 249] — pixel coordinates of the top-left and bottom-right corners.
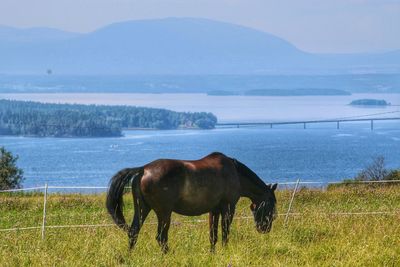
[284, 178, 300, 226]
[41, 183, 48, 240]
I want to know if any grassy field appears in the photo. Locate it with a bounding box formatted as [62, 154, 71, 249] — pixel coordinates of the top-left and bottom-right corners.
[1, 185, 399, 266]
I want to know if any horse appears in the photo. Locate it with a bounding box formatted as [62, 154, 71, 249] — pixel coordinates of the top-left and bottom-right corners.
[106, 152, 277, 253]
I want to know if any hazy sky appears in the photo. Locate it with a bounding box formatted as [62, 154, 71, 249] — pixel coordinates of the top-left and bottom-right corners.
[1, 0, 399, 53]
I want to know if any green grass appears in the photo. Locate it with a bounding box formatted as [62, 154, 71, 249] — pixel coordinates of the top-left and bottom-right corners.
[1, 186, 399, 266]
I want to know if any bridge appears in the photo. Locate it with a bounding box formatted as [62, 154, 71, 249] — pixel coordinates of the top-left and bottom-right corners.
[216, 117, 400, 130]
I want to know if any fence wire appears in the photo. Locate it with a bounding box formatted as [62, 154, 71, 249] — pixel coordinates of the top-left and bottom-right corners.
[1, 179, 399, 235]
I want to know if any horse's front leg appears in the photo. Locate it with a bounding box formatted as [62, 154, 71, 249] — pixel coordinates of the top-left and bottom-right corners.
[209, 210, 220, 252]
[221, 203, 235, 246]
[129, 197, 150, 250]
[156, 212, 172, 253]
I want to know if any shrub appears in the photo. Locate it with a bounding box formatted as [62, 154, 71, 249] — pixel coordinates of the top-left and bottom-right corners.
[355, 156, 388, 181]
[386, 169, 400, 181]
[328, 156, 399, 190]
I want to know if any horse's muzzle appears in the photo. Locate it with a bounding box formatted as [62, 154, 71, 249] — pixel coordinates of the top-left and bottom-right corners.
[256, 223, 272, 234]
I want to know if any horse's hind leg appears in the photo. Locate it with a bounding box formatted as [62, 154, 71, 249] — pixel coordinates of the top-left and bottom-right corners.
[155, 211, 171, 253]
[221, 203, 235, 246]
[129, 195, 150, 250]
[209, 210, 220, 252]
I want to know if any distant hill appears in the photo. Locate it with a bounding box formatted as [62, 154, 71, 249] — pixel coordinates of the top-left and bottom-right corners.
[0, 25, 80, 43]
[244, 89, 351, 96]
[0, 73, 399, 94]
[0, 18, 399, 75]
[207, 88, 351, 96]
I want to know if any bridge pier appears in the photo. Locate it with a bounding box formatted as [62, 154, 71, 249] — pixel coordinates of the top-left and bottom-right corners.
[337, 121, 340, 129]
[371, 120, 374, 131]
[303, 122, 306, 129]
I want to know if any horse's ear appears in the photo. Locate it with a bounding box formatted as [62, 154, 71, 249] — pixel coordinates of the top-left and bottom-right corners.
[271, 183, 278, 191]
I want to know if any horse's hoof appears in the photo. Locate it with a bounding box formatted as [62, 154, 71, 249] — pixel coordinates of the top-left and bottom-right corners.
[128, 241, 136, 251]
[161, 245, 169, 254]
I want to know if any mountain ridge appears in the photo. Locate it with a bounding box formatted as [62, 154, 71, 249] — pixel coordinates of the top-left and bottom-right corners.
[0, 18, 399, 75]
[0, 25, 80, 43]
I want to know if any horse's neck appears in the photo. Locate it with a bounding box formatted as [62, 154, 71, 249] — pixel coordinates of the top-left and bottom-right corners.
[239, 175, 265, 201]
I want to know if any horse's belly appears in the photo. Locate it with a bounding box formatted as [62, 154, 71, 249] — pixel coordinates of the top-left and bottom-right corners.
[173, 206, 214, 216]
[173, 195, 221, 216]
[173, 181, 224, 216]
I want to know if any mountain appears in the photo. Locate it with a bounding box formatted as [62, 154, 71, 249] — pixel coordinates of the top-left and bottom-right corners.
[0, 25, 80, 43]
[0, 18, 399, 75]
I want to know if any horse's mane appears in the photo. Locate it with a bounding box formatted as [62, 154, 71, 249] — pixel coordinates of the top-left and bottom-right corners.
[231, 158, 268, 190]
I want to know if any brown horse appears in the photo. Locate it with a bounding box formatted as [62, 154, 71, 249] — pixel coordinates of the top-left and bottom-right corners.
[106, 152, 277, 253]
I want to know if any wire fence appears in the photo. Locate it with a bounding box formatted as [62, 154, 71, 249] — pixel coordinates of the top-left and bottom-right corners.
[1, 179, 399, 238]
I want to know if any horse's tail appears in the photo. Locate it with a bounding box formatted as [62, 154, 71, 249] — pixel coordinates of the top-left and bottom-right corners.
[106, 167, 144, 231]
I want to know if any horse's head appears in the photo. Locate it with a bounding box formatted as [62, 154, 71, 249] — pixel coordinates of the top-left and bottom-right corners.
[250, 183, 278, 233]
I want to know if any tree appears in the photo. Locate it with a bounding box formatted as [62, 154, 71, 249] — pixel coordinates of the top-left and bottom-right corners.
[0, 147, 24, 190]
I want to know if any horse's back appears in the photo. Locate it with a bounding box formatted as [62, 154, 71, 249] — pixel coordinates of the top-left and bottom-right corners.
[141, 158, 185, 194]
[139, 153, 241, 216]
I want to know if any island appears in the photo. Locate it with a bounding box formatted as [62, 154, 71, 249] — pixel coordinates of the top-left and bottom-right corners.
[350, 99, 390, 106]
[0, 99, 217, 137]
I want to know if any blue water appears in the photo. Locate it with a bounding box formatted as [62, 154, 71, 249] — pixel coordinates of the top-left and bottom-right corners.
[1, 121, 399, 189]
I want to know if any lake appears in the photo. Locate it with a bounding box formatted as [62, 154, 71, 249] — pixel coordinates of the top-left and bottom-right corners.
[0, 93, 399, 189]
[1, 124, 400, 190]
[0, 93, 399, 122]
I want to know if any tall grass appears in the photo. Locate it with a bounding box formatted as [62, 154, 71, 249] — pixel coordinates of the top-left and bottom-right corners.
[1, 186, 399, 266]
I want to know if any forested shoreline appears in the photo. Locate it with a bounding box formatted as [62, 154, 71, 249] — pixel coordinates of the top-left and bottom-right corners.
[349, 99, 389, 106]
[0, 99, 217, 137]
[207, 88, 351, 96]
